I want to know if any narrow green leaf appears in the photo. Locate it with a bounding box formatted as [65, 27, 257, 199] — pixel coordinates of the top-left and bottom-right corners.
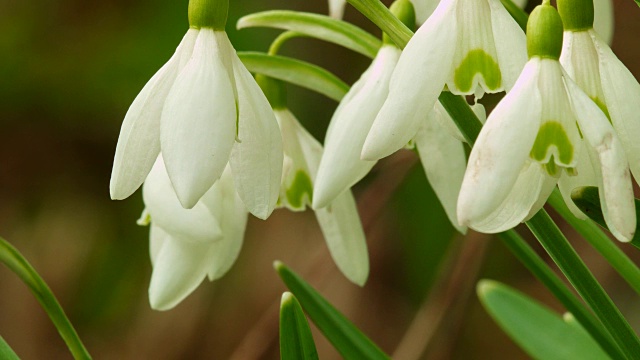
[478, 280, 610, 360]
[237, 11, 381, 58]
[238, 52, 349, 102]
[280, 292, 319, 360]
[0, 237, 92, 360]
[0, 336, 20, 360]
[569, 186, 640, 250]
[275, 261, 390, 360]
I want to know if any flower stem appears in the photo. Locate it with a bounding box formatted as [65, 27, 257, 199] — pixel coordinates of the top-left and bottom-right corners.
[499, 230, 624, 360]
[548, 189, 640, 296]
[0, 237, 92, 360]
[527, 211, 640, 359]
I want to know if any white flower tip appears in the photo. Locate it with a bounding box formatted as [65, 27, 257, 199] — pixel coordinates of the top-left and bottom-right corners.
[249, 204, 273, 220]
[312, 186, 334, 210]
[348, 269, 369, 287]
[360, 141, 387, 162]
[109, 176, 138, 200]
[148, 286, 180, 312]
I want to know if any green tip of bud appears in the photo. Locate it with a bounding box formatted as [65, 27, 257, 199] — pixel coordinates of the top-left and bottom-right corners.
[383, 0, 416, 46]
[557, 0, 594, 32]
[256, 74, 287, 109]
[527, 4, 564, 60]
[188, 0, 228, 30]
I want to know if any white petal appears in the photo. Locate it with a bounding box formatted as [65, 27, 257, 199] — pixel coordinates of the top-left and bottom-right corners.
[148, 236, 214, 311]
[161, 29, 237, 209]
[593, 0, 614, 45]
[149, 224, 168, 267]
[315, 191, 369, 286]
[201, 168, 248, 280]
[594, 32, 640, 185]
[411, 0, 439, 25]
[110, 29, 199, 200]
[361, 0, 458, 161]
[565, 73, 636, 242]
[314, 46, 400, 209]
[228, 47, 283, 220]
[143, 157, 223, 242]
[458, 59, 542, 227]
[328, 0, 347, 18]
[489, 0, 527, 92]
[415, 109, 467, 233]
[470, 162, 552, 233]
[557, 142, 596, 220]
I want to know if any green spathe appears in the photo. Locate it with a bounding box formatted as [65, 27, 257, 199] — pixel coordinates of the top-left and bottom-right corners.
[383, 0, 416, 46]
[557, 0, 594, 32]
[188, 0, 228, 30]
[527, 4, 564, 60]
[530, 121, 574, 168]
[454, 49, 502, 93]
[286, 170, 314, 209]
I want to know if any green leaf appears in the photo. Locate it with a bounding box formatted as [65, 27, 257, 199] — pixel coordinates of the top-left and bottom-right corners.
[275, 261, 390, 360]
[0, 237, 92, 360]
[569, 186, 640, 250]
[237, 11, 381, 59]
[478, 280, 611, 360]
[279, 292, 319, 360]
[238, 52, 349, 102]
[0, 336, 20, 360]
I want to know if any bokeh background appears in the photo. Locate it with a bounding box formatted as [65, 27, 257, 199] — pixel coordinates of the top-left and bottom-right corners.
[1, 0, 640, 358]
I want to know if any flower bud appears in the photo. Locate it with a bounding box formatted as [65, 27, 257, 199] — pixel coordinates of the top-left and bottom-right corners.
[557, 0, 594, 32]
[256, 74, 287, 110]
[383, 0, 416, 46]
[527, 4, 564, 60]
[188, 0, 228, 30]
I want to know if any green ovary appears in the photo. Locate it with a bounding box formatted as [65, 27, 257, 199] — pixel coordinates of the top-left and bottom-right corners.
[454, 49, 502, 93]
[285, 170, 314, 209]
[530, 121, 574, 171]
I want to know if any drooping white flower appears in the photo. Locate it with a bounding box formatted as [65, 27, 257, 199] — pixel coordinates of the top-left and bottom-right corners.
[457, 4, 635, 242]
[273, 107, 370, 286]
[110, 0, 282, 220]
[141, 157, 247, 311]
[558, 0, 640, 221]
[361, 0, 527, 161]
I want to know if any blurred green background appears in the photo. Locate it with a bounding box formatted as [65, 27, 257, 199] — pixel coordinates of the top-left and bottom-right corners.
[1, 0, 640, 358]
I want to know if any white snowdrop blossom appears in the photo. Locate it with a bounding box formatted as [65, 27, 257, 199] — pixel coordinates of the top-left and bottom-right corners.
[272, 104, 369, 286]
[140, 158, 247, 311]
[110, 0, 282, 220]
[362, 0, 526, 161]
[558, 0, 640, 222]
[457, 4, 635, 242]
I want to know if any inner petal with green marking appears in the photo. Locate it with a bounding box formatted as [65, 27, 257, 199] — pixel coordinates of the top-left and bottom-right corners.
[284, 170, 314, 210]
[453, 49, 502, 94]
[530, 121, 575, 175]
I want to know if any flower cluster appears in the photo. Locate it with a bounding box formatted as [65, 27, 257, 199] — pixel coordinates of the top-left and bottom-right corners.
[112, 0, 639, 310]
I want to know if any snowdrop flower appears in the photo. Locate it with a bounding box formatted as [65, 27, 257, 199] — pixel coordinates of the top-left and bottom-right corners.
[110, 0, 282, 220]
[457, 3, 635, 242]
[140, 157, 247, 311]
[329, 0, 347, 19]
[362, 0, 527, 160]
[313, 0, 412, 210]
[558, 0, 640, 220]
[258, 76, 369, 286]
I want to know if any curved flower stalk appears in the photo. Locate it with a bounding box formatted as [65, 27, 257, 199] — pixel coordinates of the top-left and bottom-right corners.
[257, 74, 369, 285]
[457, 3, 635, 242]
[362, 0, 527, 160]
[140, 157, 248, 311]
[110, 0, 283, 220]
[558, 0, 640, 221]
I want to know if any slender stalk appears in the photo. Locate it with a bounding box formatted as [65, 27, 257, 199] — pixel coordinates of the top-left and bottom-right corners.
[527, 212, 640, 359]
[499, 230, 624, 360]
[268, 31, 308, 56]
[548, 189, 640, 296]
[0, 237, 92, 360]
[346, 0, 411, 48]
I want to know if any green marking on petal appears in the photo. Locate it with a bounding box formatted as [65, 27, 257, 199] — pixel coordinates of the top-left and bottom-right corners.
[530, 121, 574, 166]
[286, 170, 314, 209]
[545, 156, 559, 176]
[454, 49, 502, 93]
[591, 97, 611, 122]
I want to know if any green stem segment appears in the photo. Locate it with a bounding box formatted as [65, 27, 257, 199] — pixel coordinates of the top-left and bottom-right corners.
[499, 231, 624, 360]
[0, 237, 92, 360]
